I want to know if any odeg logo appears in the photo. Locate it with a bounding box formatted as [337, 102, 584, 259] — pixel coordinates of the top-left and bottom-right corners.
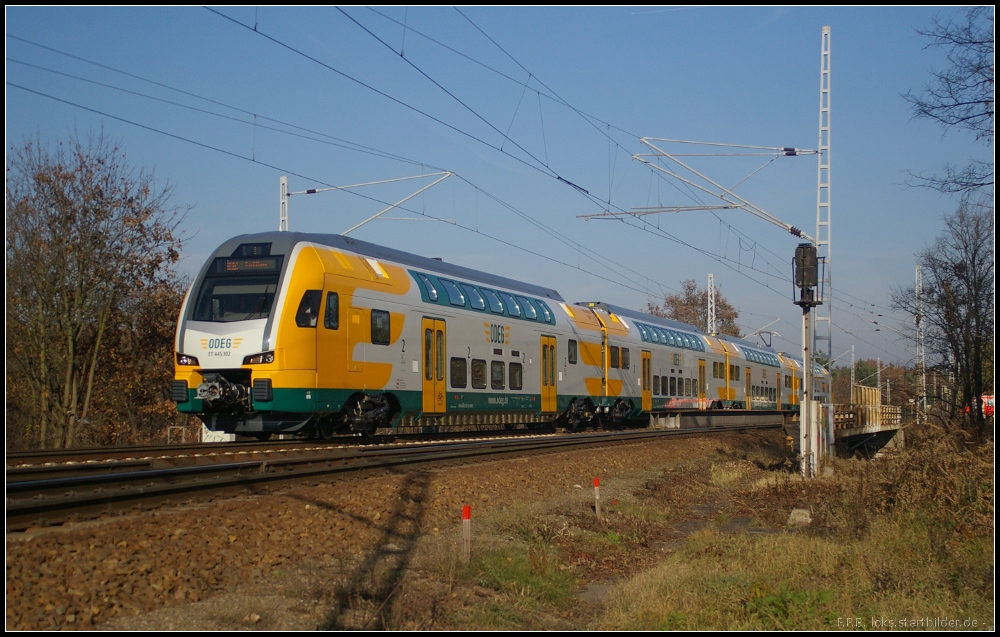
[200, 337, 242, 358]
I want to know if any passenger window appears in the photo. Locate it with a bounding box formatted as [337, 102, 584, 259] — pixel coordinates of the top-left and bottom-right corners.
[622, 348, 630, 370]
[324, 292, 339, 330]
[424, 329, 433, 381]
[491, 361, 505, 390]
[515, 296, 538, 320]
[537, 300, 553, 323]
[669, 377, 677, 396]
[471, 359, 487, 389]
[416, 273, 438, 302]
[568, 339, 578, 364]
[295, 290, 322, 327]
[610, 346, 620, 369]
[498, 292, 521, 317]
[439, 279, 465, 307]
[481, 289, 505, 314]
[653, 375, 660, 396]
[450, 357, 467, 388]
[510, 362, 523, 390]
[461, 284, 486, 311]
[371, 309, 390, 345]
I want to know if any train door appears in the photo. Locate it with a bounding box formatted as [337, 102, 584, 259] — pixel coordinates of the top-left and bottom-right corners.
[317, 283, 346, 390]
[745, 366, 752, 410]
[422, 318, 446, 413]
[540, 335, 557, 412]
[698, 359, 706, 409]
[776, 372, 782, 409]
[347, 307, 365, 373]
[641, 351, 652, 412]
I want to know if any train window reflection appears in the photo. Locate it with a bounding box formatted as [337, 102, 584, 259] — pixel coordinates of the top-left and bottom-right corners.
[295, 290, 322, 328]
[324, 292, 339, 330]
[537, 300, 553, 323]
[510, 362, 523, 390]
[416, 273, 438, 302]
[451, 357, 467, 388]
[498, 292, 521, 317]
[482, 289, 505, 314]
[491, 361, 505, 389]
[193, 274, 280, 322]
[515, 296, 538, 320]
[471, 359, 487, 389]
[461, 284, 486, 311]
[371, 309, 390, 345]
[440, 279, 466, 307]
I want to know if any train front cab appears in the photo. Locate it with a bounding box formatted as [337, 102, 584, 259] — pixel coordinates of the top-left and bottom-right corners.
[174, 238, 414, 437]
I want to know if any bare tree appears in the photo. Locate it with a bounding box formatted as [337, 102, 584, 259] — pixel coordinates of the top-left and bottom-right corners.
[903, 6, 994, 196]
[6, 131, 186, 448]
[892, 200, 994, 440]
[647, 279, 743, 338]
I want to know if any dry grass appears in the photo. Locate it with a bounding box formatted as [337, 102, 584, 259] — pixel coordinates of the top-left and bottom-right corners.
[597, 422, 994, 630]
[334, 426, 994, 630]
[195, 427, 987, 631]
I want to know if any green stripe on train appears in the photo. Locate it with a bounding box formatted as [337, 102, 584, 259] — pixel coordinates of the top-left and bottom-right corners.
[178, 385, 610, 416]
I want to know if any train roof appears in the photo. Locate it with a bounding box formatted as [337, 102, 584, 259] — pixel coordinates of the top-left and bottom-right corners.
[715, 333, 780, 354]
[210, 232, 564, 301]
[576, 302, 705, 334]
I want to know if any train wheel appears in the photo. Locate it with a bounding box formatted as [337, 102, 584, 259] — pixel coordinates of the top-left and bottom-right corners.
[315, 417, 338, 440]
[607, 398, 633, 429]
[562, 398, 593, 433]
[355, 421, 377, 438]
[346, 394, 391, 437]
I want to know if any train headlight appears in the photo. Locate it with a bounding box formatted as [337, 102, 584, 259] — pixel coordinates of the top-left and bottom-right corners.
[243, 351, 275, 365]
[176, 353, 200, 366]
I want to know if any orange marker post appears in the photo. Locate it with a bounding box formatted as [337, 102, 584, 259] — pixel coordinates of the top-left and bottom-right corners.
[594, 477, 601, 518]
[461, 505, 472, 563]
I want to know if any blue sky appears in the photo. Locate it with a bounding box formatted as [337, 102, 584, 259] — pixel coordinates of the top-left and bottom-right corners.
[6, 6, 988, 366]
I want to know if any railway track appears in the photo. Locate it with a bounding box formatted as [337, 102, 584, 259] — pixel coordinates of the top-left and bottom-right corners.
[4, 426, 544, 468]
[6, 423, 780, 532]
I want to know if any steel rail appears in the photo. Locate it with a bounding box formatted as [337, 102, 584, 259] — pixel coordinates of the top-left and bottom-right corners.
[4, 426, 551, 468]
[6, 423, 779, 532]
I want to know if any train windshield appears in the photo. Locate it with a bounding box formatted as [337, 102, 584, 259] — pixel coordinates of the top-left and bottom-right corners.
[192, 274, 280, 322]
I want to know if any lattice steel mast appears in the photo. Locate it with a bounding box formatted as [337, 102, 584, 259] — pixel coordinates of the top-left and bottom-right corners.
[815, 26, 833, 368]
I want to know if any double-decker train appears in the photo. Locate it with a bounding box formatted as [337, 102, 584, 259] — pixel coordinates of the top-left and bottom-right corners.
[172, 232, 829, 438]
